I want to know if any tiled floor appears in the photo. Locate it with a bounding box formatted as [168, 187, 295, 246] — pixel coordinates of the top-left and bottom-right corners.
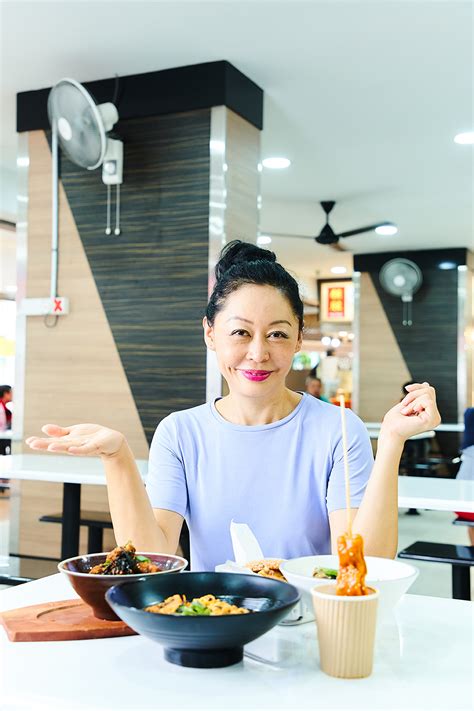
[0, 495, 472, 597]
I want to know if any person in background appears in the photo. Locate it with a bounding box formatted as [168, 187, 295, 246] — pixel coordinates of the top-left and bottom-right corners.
[0, 385, 12, 456]
[305, 374, 330, 402]
[454, 407, 474, 544]
[0, 386, 12, 431]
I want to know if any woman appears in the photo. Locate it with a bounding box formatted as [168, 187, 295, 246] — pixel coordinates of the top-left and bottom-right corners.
[27, 241, 440, 570]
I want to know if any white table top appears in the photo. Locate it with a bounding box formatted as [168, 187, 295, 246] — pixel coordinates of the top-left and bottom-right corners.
[366, 428, 435, 441]
[1, 455, 473, 512]
[397, 475, 474, 513]
[364, 422, 464, 433]
[0, 574, 471, 711]
[0, 453, 148, 485]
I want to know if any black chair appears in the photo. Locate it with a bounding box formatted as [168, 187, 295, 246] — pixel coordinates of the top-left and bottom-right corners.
[398, 541, 473, 600]
[39, 510, 113, 554]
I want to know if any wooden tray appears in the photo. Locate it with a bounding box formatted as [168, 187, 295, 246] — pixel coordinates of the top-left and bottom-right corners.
[0, 599, 137, 642]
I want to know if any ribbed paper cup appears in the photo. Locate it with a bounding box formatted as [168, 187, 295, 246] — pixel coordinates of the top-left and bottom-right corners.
[312, 583, 379, 679]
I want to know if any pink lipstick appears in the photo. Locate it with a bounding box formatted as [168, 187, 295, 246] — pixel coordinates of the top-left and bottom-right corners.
[240, 370, 272, 382]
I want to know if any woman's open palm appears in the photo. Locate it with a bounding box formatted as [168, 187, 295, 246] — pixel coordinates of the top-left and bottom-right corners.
[26, 423, 124, 458]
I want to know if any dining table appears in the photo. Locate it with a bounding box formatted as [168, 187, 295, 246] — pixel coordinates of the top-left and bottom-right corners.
[0, 573, 472, 710]
[0, 454, 147, 560]
[1, 454, 474, 563]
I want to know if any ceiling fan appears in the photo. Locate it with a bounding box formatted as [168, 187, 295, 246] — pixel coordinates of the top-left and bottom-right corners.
[262, 201, 397, 251]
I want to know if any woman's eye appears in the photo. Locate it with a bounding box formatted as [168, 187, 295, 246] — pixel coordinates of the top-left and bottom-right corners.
[268, 331, 289, 339]
[231, 329, 249, 337]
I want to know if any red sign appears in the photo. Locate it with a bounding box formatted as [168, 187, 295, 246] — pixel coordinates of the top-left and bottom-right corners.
[327, 287, 345, 318]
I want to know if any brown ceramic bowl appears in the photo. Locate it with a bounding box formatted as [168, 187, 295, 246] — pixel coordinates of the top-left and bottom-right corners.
[58, 552, 188, 620]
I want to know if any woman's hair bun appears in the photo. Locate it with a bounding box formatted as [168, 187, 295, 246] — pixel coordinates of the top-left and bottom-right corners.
[215, 240, 276, 281]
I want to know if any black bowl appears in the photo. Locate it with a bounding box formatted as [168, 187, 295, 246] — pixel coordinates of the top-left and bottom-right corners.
[106, 572, 300, 668]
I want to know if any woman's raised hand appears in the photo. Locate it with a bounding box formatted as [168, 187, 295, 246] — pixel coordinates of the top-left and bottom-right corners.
[26, 424, 125, 458]
[381, 382, 441, 442]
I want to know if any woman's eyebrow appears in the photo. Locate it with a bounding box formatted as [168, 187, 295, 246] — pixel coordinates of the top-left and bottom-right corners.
[226, 317, 292, 326]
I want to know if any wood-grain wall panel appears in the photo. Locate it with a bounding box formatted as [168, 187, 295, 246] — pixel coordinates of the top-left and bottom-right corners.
[57, 110, 211, 440]
[18, 130, 149, 557]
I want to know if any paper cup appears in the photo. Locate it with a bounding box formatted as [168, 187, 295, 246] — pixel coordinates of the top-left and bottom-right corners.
[312, 584, 379, 679]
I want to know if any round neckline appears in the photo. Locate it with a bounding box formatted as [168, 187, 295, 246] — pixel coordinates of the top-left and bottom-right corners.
[209, 392, 308, 431]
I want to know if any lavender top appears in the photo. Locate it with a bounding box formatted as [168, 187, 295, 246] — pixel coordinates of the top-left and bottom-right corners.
[146, 393, 373, 571]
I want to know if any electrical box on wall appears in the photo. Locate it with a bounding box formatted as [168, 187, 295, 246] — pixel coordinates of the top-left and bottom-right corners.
[19, 297, 69, 316]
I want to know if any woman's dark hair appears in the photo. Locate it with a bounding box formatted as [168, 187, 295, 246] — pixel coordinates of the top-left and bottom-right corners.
[206, 240, 304, 331]
[0, 385, 11, 398]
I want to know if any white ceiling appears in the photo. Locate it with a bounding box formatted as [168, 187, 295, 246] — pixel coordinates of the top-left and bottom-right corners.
[0, 0, 472, 284]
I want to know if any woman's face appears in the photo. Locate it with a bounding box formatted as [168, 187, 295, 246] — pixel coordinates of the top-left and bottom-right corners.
[203, 284, 302, 398]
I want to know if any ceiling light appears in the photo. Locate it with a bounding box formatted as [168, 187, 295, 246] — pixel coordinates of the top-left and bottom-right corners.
[454, 131, 474, 145]
[375, 224, 398, 236]
[321, 336, 331, 346]
[16, 157, 29, 167]
[331, 266, 347, 275]
[261, 157, 291, 170]
[438, 261, 457, 270]
[257, 235, 272, 245]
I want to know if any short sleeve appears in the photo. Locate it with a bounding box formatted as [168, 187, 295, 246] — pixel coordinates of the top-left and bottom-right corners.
[146, 415, 188, 517]
[326, 410, 373, 513]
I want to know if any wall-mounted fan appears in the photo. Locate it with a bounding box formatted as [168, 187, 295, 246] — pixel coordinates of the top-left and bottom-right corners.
[48, 77, 123, 236]
[379, 258, 423, 326]
[262, 201, 397, 251]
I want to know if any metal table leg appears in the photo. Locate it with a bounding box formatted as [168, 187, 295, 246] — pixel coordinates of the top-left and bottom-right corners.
[61, 483, 81, 560]
[452, 565, 471, 600]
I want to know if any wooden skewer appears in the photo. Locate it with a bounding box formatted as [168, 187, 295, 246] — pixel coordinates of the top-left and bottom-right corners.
[339, 394, 352, 537]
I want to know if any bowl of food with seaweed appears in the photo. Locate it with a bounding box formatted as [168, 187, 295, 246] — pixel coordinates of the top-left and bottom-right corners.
[58, 541, 187, 620]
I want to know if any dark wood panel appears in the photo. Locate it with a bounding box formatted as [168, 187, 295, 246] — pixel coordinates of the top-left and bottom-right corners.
[54, 109, 211, 442]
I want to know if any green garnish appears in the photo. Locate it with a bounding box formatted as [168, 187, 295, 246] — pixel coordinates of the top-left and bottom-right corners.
[321, 568, 338, 579]
[135, 555, 151, 563]
[176, 601, 212, 616]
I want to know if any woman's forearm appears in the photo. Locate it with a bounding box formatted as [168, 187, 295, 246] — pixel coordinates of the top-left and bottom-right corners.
[102, 441, 172, 552]
[353, 433, 404, 558]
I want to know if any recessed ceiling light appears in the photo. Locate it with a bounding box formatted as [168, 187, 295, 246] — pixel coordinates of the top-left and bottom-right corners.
[438, 261, 457, 270]
[331, 266, 347, 275]
[257, 235, 272, 245]
[375, 224, 398, 236]
[454, 131, 474, 145]
[261, 157, 291, 169]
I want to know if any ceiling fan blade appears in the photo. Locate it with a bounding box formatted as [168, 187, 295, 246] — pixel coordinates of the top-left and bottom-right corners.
[330, 242, 347, 252]
[337, 224, 385, 238]
[261, 232, 316, 240]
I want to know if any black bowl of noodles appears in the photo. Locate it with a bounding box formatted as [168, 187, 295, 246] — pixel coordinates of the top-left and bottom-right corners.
[105, 571, 300, 668]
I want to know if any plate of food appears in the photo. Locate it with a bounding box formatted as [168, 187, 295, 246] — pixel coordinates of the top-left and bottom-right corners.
[58, 541, 188, 620]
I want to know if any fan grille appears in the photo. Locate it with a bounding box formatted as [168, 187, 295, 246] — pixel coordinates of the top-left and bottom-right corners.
[379, 258, 422, 297]
[48, 79, 106, 169]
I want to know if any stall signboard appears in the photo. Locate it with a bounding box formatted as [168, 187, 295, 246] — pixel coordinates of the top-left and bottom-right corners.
[320, 281, 354, 322]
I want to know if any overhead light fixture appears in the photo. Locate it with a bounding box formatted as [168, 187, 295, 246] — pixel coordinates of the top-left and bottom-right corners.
[331, 266, 347, 275]
[375, 223, 398, 236]
[438, 261, 457, 270]
[257, 235, 272, 245]
[261, 157, 291, 169]
[16, 157, 30, 167]
[454, 131, 474, 145]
